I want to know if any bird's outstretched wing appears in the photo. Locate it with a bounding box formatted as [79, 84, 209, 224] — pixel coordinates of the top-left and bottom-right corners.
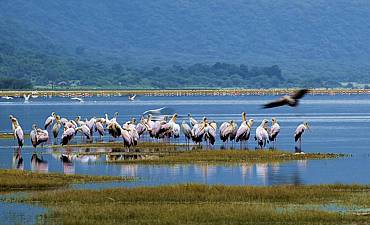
[291, 89, 309, 100]
[263, 98, 288, 108]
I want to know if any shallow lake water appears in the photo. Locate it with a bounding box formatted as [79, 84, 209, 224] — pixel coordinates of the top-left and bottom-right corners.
[1, 94, 370, 187]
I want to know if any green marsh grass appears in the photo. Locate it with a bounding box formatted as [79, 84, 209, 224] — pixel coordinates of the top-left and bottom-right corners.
[21, 184, 370, 225]
[0, 169, 132, 191]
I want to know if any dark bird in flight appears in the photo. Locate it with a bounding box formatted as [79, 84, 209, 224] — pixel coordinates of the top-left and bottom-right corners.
[263, 89, 309, 109]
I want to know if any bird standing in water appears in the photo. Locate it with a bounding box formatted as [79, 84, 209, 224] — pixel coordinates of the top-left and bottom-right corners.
[235, 112, 254, 149]
[294, 122, 310, 153]
[255, 119, 269, 149]
[9, 115, 24, 148]
[269, 118, 280, 149]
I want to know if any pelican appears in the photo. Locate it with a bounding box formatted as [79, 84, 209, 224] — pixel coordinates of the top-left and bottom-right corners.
[2, 96, 13, 100]
[235, 112, 254, 149]
[181, 121, 192, 146]
[75, 116, 85, 126]
[44, 112, 56, 129]
[23, 94, 31, 103]
[157, 114, 178, 141]
[10, 116, 24, 148]
[76, 124, 92, 141]
[128, 94, 136, 101]
[204, 121, 217, 147]
[191, 117, 207, 145]
[60, 117, 69, 126]
[61, 127, 76, 145]
[263, 89, 309, 108]
[85, 117, 96, 137]
[52, 115, 62, 140]
[9, 115, 19, 132]
[71, 97, 84, 103]
[30, 124, 49, 148]
[294, 122, 310, 151]
[255, 119, 269, 149]
[105, 112, 119, 126]
[188, 113, 198, 127]
[95, 118, 105, 140]
[123, 118, 139, 146]
[136, 117, 149, 138]
[220, 120, 237, 147]
[269, 118, 281, 149]
[64, 120, 77, 129]
[107, 120, 122, 140]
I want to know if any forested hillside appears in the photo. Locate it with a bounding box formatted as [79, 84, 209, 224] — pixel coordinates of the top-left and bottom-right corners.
[1, 0, 369, 89]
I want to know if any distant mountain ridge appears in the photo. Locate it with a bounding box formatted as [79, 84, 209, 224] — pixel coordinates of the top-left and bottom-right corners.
[1, 0, 370, 86]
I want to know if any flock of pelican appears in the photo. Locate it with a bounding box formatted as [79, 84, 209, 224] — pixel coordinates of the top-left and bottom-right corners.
[8, 111, 311, 151]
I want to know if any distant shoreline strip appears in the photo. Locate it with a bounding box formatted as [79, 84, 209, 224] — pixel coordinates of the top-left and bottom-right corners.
[0, 88, 369, 97]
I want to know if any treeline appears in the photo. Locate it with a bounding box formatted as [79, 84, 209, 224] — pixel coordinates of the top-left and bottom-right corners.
[0, 77, 32, 89]
[0, 42, 342, 89]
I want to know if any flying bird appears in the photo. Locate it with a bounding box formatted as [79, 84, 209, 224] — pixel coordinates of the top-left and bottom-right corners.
[23, 94, 31, 103]
[263, 89, 309, 108]
[2, 96, 13, 100]
[71, 97, 84, 103]
[128, 94, 136, 101]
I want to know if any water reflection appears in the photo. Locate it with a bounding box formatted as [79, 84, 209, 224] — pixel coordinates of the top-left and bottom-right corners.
[12, 148, 23, 170]
[30, 153, 48, 173]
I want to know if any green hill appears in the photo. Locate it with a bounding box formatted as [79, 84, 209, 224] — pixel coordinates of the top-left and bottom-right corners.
[0, 0, 369, 88]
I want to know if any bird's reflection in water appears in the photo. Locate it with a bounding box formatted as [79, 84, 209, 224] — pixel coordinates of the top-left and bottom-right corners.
[241, 162, 253, 184]
[31, 153, 48, 173]
[60, 153, 75, 174]
[12, 147, 23, 170]
[297, 159, 308, 170]
[255, 163, 268, 185]
[120, 164, 138, 177]
[271, 162, 280, 174]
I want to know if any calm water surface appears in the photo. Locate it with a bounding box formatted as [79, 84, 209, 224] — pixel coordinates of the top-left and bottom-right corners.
[1, 94, 370, 187]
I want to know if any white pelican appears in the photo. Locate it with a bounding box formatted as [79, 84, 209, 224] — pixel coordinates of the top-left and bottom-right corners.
[44, 112, 56, 129]
[269, 118, 281, 149]
[61, 127, 76, 145]
[2, 96, 13, 100]
[10, 116, 24, 148]
[255, 119, 269, 149]
[30, 124, 49, 148]
[71, 97, 84, 103]
[294, 122, 310, 151]
[263, 89, 309, 108]
[235, 112, 254, 149]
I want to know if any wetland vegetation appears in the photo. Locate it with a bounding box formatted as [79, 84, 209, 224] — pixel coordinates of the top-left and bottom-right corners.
[0, 169, 132, 192]
[9, 183, 370, 225]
